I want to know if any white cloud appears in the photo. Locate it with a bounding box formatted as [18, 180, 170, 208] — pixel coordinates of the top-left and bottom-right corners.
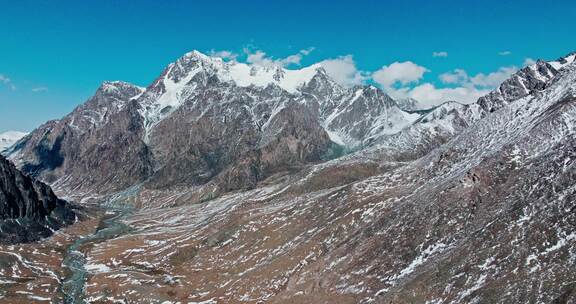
[380, 64, 517, 107]
[370, 61, 488, 107]
[243, 47, 315, 68]
[372, 61, 429, 87]
[523, 58, 536, 66]
[32, 87, 48, 93]
[209, 50, 238, 61]
[469, 66, 517, 87]
[205, 48, 519, 108]
[318, 55, 366, 87]
[439, 66, 517, 88]
[408, 84, 489, 106]
[385, 83, 490, 108]
[0, 74, 16, 90]
[498, 51, 512, 56]
[245, 49, 269, 65]
[439, 69, 468, 84]
[300, 48, 315, 56]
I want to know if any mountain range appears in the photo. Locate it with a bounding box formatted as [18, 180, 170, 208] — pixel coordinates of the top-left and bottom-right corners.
[0, 50, 575, 303]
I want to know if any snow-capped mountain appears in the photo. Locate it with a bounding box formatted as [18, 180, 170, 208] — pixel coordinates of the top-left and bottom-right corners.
[137, 50, 418, 148]
[362, 52, 576, 163]
[0, 131, 27, 152]
[7, 50, 419, 196]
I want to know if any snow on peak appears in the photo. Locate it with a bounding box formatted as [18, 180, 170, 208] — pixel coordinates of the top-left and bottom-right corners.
[169, 50, 326, 93]
[0, 131, 28, 152]
[98, 81, 145, 99]
[100, 80, 143, 90]
[222, 62, 323, 93]
[183, 49, 214, 61]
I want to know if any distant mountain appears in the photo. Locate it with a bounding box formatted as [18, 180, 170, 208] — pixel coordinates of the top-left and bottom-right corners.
[0, 154, 76, 243]
[0, 131, 27, 152]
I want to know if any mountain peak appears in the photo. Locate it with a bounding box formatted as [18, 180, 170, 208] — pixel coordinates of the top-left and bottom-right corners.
[95, 81, 145, 103]
[177, 50, 223, 66]
[183, 49, 209, 59]
[98, 80, 143, 93]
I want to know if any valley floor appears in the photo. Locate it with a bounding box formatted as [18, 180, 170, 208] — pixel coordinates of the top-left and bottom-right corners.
[2, 140, 575, 304]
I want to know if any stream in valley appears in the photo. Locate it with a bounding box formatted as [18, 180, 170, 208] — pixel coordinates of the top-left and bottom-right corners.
[59, 186, 140, 303]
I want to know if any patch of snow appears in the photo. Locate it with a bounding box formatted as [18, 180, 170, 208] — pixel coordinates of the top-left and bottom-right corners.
[27, 295, 51, 301]
[456, 274, 487, 302]
[85, 263, 111, 274]
[225, 62, 321, 93]
[139, 63, 201, 142]
[395, 242, 448, 279]
[325, 129, 346, 146]
[187, 298, 217, 304]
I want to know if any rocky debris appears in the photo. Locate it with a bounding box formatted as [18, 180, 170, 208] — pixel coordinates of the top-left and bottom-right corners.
[0, 155, 76, 244]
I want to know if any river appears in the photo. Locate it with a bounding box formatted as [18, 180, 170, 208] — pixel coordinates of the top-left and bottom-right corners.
[59, 185, 141, 303]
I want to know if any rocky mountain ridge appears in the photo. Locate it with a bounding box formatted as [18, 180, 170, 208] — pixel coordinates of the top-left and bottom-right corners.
[1, 50, 576, 303]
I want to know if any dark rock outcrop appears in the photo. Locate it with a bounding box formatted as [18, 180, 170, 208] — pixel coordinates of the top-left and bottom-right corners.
[0, 155, 75, 244]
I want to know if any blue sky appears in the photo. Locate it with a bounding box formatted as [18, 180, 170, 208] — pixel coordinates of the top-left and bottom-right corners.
[1, 0, 575, 132]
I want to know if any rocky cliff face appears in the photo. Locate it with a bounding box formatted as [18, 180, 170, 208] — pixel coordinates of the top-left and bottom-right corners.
[0, 155, 75, 244]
